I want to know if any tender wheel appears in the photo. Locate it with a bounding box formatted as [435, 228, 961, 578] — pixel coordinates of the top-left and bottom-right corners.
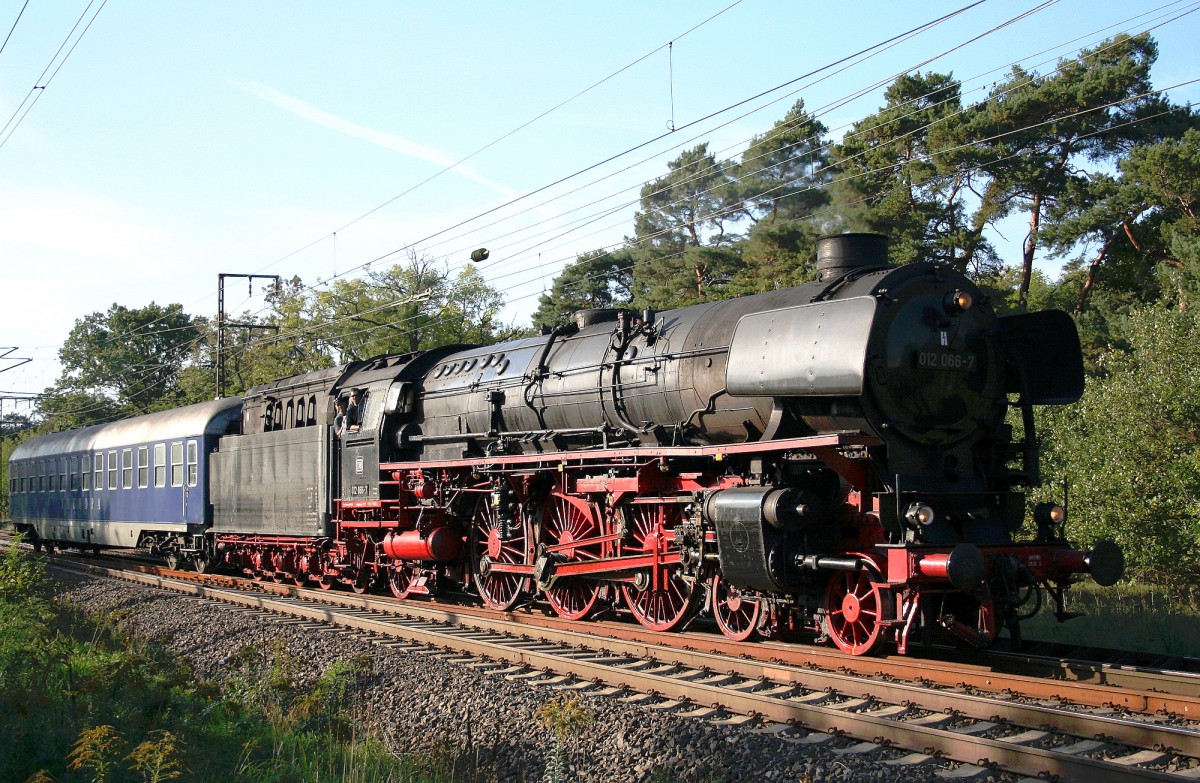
[164, 553, 180, 571]
[316, 550, 337, 590]
[292, 553, 312, 586]
[269, 550, 287, 583]
[825, 570, 883, 655]
[621, 505, 699, 632]
[711, 573, 763, 642]
[540, 492, 604, 621]
[387, 563, 415, 600]
[470, 493, 532, 611]
[192, 554, 211, 575]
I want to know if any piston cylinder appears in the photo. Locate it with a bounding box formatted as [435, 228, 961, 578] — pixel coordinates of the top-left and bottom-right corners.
[382, 528, 462, 562]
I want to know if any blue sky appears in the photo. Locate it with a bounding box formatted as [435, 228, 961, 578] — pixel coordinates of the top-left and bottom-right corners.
[2, 0, 1197, 406]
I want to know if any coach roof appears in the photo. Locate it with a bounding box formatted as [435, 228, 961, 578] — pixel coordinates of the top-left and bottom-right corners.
[10, 398, 243, 461]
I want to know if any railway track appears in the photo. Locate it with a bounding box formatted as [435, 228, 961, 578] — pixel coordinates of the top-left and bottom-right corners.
[42, 552, 1200, 783]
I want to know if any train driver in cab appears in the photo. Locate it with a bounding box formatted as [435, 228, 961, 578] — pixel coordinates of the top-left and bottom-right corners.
[333, 397, 348, 438]
[345, 389, 363, 432]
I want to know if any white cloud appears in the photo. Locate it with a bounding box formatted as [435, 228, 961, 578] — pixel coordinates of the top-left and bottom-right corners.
[237, 81, 520, 199]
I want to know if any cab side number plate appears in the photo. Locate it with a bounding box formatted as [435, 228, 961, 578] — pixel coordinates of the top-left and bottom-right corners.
[914, 350, 976, 372]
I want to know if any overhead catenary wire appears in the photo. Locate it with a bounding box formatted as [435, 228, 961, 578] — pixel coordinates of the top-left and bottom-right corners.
[24, 0, 753, 359]
[44, 88, 1191, 429]
[49, 0, 1190, 371]
[0, 0, 108, 149]
[0, 0, 31, 58]
[194, 79, 1200, 390]
[440, 10, 1196, 288]
[248, 0, 751, 278]
[23, 1, 1195, 427]
[36, 12, 1191, 423]
[44, 0, 989, 361]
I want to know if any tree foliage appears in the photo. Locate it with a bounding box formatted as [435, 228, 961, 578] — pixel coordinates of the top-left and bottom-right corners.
[41, 303, 202, 428]
[1037, 304, 1200, 583]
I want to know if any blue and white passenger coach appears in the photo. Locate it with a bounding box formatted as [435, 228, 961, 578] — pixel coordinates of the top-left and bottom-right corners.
[8, 398, 242, 567]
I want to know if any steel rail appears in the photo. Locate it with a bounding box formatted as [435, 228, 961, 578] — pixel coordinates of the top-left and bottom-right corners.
[37, 543, 1200, 716]
[260, 573, 1200, 718]
[55, 561, 1198, 783]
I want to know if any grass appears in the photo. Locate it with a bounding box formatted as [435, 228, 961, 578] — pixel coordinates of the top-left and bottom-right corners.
[0, 537, 453, 783]
[1022, 579, 1200, 657]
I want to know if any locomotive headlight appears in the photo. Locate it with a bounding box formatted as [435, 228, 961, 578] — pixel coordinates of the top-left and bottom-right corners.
[905, 503, 936, 527]
[1033, 502, 1066, 526]
[944, 289, 974, 313]
[1033, 502, 1065, 542]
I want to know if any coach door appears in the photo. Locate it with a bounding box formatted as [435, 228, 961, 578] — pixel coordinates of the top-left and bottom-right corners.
[182, 440, 198, 520]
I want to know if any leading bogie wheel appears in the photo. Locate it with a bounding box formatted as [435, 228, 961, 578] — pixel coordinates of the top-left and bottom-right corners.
[387, 563, 415, 600]
[824, 570, 883, 655]
[711, 573, 764, 642]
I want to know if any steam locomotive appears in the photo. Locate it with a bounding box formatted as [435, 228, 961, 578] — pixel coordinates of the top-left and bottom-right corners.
[9, 233, 1122, 655]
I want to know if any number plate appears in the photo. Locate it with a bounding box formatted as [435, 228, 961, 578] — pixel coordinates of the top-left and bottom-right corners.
[914, 350, 976, 372]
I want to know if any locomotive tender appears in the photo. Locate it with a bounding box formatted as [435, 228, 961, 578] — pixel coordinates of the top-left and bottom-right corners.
[9, 234, 1122, 655]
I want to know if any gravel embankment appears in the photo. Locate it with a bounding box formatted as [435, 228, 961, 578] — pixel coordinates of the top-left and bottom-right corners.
[53, 569, 998, 783]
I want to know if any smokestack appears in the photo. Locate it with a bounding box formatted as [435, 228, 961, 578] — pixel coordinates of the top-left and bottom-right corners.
[816, 233, 890, 282]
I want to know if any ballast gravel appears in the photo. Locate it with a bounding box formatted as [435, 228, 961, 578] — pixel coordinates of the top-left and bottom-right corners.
[52, 570, 1009, 783]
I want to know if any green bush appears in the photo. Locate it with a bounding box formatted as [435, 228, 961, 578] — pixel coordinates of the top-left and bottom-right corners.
[1036, 303, 1200, 589]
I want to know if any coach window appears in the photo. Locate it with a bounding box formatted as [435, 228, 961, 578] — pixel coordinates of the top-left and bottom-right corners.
[170, 442, 184, 487]
[186, 440, 198, 486]
[122, 449, 133, 489]
[107, 450, 118, 490]
[70, 456, 79, 491]
[19, 464, 25, 493]
[137, 446, 149, 488]
[154, 444, 167, 487]
[59, 458, 66, 491]
[36, 462, 42, 492]
[82, 454, 91, 491]
[94, 451, 104, 490]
